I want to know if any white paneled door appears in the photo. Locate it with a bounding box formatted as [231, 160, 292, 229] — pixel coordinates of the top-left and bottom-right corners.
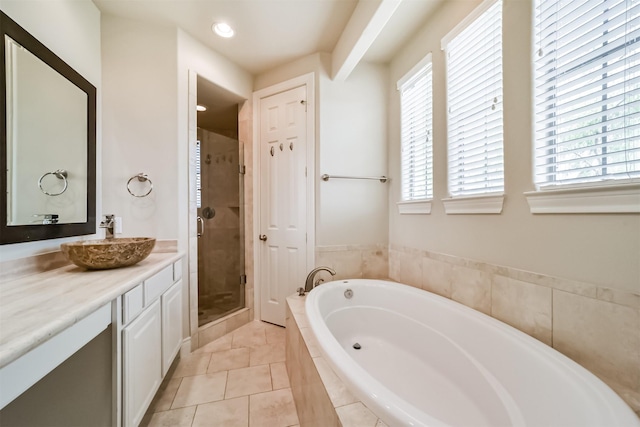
[259, 85, 308, 326]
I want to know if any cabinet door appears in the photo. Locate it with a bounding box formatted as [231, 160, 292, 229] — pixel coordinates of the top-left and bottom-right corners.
[123, 300, 161, 427]
[161, 280, 182, 376]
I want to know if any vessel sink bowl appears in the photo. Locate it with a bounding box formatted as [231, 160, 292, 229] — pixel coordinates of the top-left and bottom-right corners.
[60, 237, 156, 270]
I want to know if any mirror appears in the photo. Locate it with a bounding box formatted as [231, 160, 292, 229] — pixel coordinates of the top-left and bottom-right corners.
[0, 11, 96, 244]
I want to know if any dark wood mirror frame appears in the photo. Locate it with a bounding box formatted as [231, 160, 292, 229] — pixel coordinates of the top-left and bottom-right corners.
[0, 11, 96, 245]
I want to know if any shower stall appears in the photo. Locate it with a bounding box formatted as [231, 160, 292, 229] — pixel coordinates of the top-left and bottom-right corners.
[196, 127, 245, 326]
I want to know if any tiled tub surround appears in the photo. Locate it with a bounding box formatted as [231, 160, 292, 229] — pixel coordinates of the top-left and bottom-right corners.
[286, 296, 388, 427]
[389, 245, 640, 415]
[315, 244, 388, 280]
[305, 279, 640, 426]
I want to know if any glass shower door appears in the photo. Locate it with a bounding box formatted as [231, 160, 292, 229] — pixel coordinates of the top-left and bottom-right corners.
[196, 129, 245, 326]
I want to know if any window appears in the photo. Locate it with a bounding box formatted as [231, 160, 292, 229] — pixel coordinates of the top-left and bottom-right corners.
[196, 140, 202, 208]
[534, 0, 640, 188]
[527, 0, 640, 213]
[442, 0, 504, 212]
[398, 54, 433, 214]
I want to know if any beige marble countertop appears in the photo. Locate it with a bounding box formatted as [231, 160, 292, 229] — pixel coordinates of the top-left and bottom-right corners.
[0, 252, 183, 369]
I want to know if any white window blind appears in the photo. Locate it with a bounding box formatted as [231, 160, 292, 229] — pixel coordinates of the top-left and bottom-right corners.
[534, 0, 640, 188]
[443, 0, 504, 197]
[399, 57, 433, 201]
[196, 140, 202, 208]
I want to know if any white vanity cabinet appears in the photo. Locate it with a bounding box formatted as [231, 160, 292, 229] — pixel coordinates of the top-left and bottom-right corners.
[121, 261, 183, 427]
[123, 300, 162, 427]
[161, 280, 183, 376]
[0, 253, 185, 427]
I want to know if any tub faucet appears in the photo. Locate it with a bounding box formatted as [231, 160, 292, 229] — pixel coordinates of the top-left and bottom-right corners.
[301, 266, 336, 294]
[99, 214, 116, 239]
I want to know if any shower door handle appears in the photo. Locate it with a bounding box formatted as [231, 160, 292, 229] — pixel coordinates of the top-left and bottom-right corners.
[197, 216, 204, 238]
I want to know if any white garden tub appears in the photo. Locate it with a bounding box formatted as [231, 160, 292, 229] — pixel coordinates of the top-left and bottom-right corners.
[305, 279, 639, 427]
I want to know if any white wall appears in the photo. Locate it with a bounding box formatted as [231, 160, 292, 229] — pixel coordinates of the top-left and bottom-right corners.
[318, 62, 388, 246]
[0, 0, 101, 260]
[388, 0, 640, 293]
[0, 0, 101, 85]
[101, 15, 178, 240]
[177, 29, 253, 102]
[101, 18, 253, 341]
[256, 54, 389, 247]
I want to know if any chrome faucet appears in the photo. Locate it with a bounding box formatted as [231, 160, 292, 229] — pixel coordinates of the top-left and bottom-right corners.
[299, 266, 336, 295]
[99, 214, 116, 239]
[33, 214, 59, 224]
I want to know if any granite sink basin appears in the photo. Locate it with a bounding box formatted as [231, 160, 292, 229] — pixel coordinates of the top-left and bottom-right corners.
[60, 237, 156, 270]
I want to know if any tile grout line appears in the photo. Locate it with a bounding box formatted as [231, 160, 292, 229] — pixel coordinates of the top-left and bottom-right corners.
[168, 377, 184, 412]
[550, 288, 554, 349]
[189, 404, 197, 427]
[247, 390, 252, 427]
[222, 368, 230, 401]
[148, 322, 293, 427]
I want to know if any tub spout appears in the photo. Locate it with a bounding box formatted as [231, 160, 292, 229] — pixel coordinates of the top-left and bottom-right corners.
[304, 266, 336, 293]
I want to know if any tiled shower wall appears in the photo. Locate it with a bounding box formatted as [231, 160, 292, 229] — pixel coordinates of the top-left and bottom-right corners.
[389, 245, 640, 414]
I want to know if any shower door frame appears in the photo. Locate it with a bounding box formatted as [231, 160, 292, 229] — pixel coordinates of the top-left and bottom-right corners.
[187, 70, 250, 349]
[195, 131, 245, 326]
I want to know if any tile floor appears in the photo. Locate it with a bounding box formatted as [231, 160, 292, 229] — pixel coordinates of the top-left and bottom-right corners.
[142, 321, 300, 427]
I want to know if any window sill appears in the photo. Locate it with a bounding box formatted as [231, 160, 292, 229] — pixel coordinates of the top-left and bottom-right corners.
[442, 194, 504, 214]
[524, 182, 640, 214]
[397, 200, 432, 215]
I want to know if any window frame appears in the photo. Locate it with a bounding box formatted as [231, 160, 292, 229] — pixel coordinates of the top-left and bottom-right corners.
[527, 0, 640, 214]
[397, 53, 434, 215]
[441, 0, 505, 214]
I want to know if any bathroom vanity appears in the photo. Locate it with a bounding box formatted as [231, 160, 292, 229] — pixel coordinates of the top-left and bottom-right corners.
[0, 252, 184, 427]
[0, 9, 183, 426]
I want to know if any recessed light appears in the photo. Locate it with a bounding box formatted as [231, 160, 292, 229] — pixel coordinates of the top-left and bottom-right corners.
[213, 22, 234, 38]
[197, 105, 207, 112]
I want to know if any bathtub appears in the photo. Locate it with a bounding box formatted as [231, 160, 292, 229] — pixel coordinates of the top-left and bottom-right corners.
[305, 279, 639, 427]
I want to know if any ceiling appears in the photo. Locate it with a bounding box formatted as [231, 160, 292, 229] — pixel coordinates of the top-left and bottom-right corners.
[92, 0, 442, 134]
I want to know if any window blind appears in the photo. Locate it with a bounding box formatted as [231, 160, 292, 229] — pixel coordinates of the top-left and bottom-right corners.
[196, 140, 202, 208]
[399, 59, 433, 201]
[444, 0, 504, 197]
[534, 0, 640, 187]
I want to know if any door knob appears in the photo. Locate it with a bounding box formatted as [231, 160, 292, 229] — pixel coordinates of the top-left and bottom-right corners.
[259, 234, 267, 241]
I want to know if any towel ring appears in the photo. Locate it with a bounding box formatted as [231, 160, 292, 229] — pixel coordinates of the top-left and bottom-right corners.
[38, 169, 68, 196]
[127, 173, 153, 197]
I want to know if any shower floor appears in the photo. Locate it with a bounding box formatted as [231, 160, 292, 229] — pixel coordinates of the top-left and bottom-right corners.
[198, 299, 243, 326]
